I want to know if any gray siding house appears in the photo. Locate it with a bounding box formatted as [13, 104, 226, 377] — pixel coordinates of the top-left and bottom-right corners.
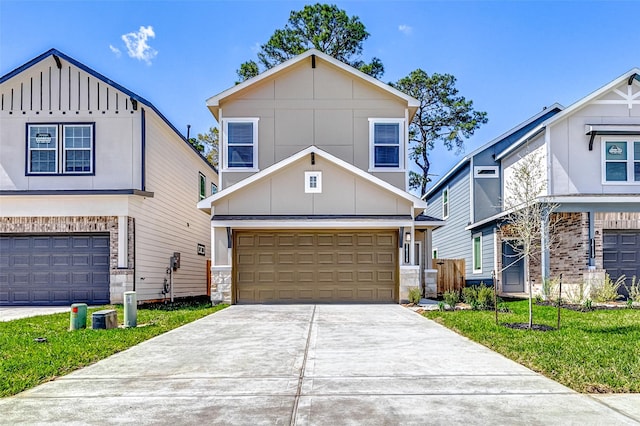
[425, 105, 563, 290]
[0, 49, 218, 306]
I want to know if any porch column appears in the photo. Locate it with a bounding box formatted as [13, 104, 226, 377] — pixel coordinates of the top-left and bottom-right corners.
[540, 205, 551, 280]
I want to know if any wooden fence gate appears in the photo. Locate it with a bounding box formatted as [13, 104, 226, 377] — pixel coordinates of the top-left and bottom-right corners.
[432, 259, 465, 295]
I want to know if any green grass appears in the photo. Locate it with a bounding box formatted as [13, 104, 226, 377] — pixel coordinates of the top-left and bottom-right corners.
[0, 302, 227, 397]
[425, 300, 640, 393]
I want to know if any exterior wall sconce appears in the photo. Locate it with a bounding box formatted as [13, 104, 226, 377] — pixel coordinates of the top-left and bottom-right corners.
[405, 232, 411, 242]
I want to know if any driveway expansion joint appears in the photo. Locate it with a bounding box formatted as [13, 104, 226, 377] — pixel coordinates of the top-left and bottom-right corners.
[289, 304, 316, 426]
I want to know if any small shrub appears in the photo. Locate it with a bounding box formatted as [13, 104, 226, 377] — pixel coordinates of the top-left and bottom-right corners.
[564, 280, 588, 304]
[462, 287, 477, 305]
[407, 287, 422, 304]
[470, 300, 480, 311]
[534, 294, 543, 304]
[476, 283, 495, 309]
[591, 274, 624, 303]
[542, 277, 559, 301]
[438, 301, 446, 312]
[582, 299, 593, 311]
[624, 275, 639, 303]
[497, 297, 510, 313]
[627, 298, 634, 309]
[443, 290, 459, 309]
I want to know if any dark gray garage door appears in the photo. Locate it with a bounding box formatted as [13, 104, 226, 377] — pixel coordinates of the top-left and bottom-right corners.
[603, 230, 640, 298]
[0, 234, 110, 306]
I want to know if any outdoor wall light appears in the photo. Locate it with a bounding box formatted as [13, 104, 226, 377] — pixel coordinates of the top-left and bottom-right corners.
[405, 232, 411, 242]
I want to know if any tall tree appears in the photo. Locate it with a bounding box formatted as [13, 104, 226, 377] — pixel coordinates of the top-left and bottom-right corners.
[392, 70, 488, 195]
[188, 127, 219, 169]
[237, 3, 383, 81]
[502, 148, 558, 328]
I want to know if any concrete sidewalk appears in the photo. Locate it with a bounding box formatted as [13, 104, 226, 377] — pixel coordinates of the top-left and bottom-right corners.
[1, 305, 638, 425]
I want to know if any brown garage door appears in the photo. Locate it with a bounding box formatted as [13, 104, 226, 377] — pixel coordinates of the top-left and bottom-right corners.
[234, 230, 398, 303]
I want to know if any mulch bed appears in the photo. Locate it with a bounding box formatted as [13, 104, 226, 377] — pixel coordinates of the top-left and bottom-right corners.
[502, 322, 556, 331]
[536, 301, 637, 312]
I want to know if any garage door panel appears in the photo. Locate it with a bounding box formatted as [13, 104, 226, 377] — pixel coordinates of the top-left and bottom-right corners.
[235, 230, 397, 303]
[0, 234, 110, 306]
[13, 255, 30, 267]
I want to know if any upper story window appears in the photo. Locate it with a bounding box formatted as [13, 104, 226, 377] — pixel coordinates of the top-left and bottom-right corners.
[223, 118, 259, 170]
[211, 182, 218, 195]
[369, 118, 404, 171]
[199, 172, 206, 200]
[27, 123, 94, 175]
[474, 166, 499, 178]
[603, 139, 640, 183]
[442, 187, 449, 219]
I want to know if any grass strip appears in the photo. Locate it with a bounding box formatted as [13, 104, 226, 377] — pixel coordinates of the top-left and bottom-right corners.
[425, 300, 640, 393]
[0, 302, 227, 397]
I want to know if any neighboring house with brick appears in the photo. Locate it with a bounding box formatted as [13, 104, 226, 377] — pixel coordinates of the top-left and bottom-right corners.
[197, 49, 444, 304]
[0, 49, 218, 306]
[425, 68, 640, 296]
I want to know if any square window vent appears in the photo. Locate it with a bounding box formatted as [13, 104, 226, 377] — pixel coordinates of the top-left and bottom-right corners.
[305, 171, 322, 193]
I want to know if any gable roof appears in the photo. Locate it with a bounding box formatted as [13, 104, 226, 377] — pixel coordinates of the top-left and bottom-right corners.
[0, 48, 217, 173]
[495, 68, 640, 161]
[423, 103, 564, 199]
[197, 145, 428, 215]
[206, 49, 420, 120]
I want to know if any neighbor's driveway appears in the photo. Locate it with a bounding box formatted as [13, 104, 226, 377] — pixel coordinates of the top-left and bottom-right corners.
[1, 305, 638, 425]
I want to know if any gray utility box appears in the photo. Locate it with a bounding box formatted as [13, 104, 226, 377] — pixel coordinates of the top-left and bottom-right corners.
[92, 309, 118, 330]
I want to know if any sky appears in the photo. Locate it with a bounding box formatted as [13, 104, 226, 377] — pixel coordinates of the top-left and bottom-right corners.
[1, 0, 638, 189]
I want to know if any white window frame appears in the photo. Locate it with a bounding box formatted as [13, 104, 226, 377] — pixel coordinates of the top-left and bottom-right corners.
[474, 166, 499, 178]
[368, 118, 405, 172]
[472, 232, 482, 274]
[304, 171, 322, 193]
[601, 137, 640, 184]
[222, 118, 259, 172]
[199, 172, 206, 201]
[27, 123, 94, 175]
[442, 187, 450, 219]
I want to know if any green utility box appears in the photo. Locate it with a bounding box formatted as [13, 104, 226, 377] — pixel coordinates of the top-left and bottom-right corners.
[70, 303, 88, 330]
[123, 291, 137, 328]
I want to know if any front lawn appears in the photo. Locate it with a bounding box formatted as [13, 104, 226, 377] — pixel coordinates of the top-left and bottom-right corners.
[425, 300, 640, 393]
[0, 302, 227, 397]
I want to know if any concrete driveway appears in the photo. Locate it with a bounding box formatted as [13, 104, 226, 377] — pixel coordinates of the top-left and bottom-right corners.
[1, 304, 638, 425]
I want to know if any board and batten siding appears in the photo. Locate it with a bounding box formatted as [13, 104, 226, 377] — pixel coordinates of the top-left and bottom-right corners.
[0, 55, 142, 191]
[128, 110, 217, 301]
[547, 87, 640, 196]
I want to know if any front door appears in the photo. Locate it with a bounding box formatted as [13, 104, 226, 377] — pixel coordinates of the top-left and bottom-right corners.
[502, 241, 524, 293]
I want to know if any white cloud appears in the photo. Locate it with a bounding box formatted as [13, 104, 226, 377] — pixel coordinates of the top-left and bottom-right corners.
[121, 25, 158, 65]
[398, 24, 413, 35]
[250, 42, 261, 53]
[109, 44, 121, 57]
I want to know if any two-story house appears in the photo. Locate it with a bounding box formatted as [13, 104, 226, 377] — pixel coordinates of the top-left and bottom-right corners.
[197, 49, 443, 304]
[426, 68, 640, 296]
[0, 49, 218, 306]
[424, 105, 563, 291]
